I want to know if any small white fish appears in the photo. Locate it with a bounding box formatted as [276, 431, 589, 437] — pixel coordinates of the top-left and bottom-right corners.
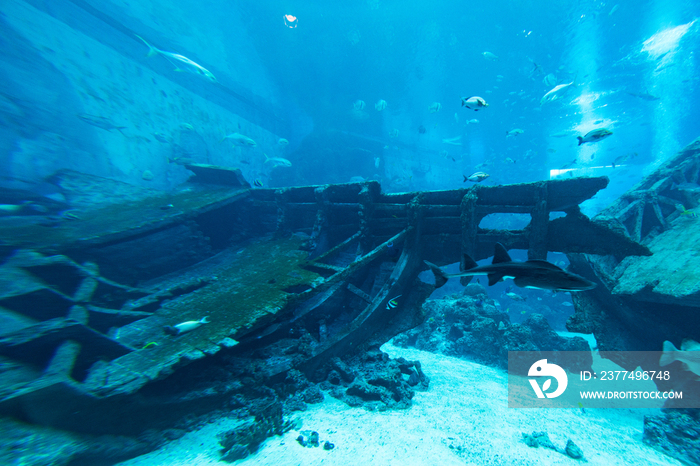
[540, 80, 575, 105]
[461, 96, 489, 111]
[609, 4, 619, 15]
[389, 128, 400, 137]
[135, 35, 216, 82]
[374, 157, 380, 168]
[506, 129, 524, 137]
[468, 119, 479, 124]
[442, 135, 462, 145]
[504, 157, 516, 164]
[265, 154, 292, 167]
[483, 51, 499, 60]
[454, 113, 459, 123]
[278, 138, 289, 146]
[505, 292, 525, 301]
[428, 102, 442, 113]
[562, 302, 573, 307]
[173, 316, 210, 335]
[375, 99, 387, 111]
[464, 172, 489, 183]
[353, 100, 366, 110]
[222, 132, 257, 147]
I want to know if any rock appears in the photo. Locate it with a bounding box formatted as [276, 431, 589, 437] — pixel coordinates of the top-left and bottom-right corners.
[297, 430, 320, 448]
[521, 431, 557, 450]
[303, 385, 324, 404]
[565, 439, 584, 459]
[643, 409, 700, 465]
[464, 283, 487, 297]
[322, 350, 428, 411]
[397, 296, 591, 372]
[323, 441, 335, 450]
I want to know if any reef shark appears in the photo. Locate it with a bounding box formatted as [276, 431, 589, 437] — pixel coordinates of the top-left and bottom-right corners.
[424, 243, 596, 291]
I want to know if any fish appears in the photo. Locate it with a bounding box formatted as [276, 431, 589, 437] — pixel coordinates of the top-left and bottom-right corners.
[660, 340, 700, 378]
[462, 96, 489, 111]
[428, 102, 442, 113]
[464, 172, 490, 183]
[135, 35, 217, 82]
[506, 129, 524, 137]
[389, 129, 400, 138]
[153, 132, 169, 143]
[504, 157, 516, 164]
[577, 128, 613, 145]
[611, 152, 637, 168]
[543, 74, 557, 87]
[560, 159, 578, 169]
[160, 204, 174, 210]
[278, 138, 289, 145]
[386, 295, 402, 310]
[77, 114, 127, 134]
[454, 113, 459, 123]
[442, 136, 462, 145]
[254, 179, 264, 187]
[505, 292, 526, 301]
[609, 4, 619, 15]
[423, 242, 597, 291]
[221, 132, 257, 147]
[375, 99, 388, 111]
[540, 80, 575, 105]
[677, 205, 698, 218]
[482, 51, 499, 60]
[673, 182, 700, 193]
[496, 75, 504, 80]
[468, 119, 479, 124]
[627, 90, 660, 101]
[354, 100, 366, 110]
[265, 154, 292, 167]
[168, 156, 196, 166]
[0, 204, 25, 214]
[551, 131, 570, 138]
[375, 157, 380, 168]
[562, 302, 573, 307]
[170, 316, 210, 335]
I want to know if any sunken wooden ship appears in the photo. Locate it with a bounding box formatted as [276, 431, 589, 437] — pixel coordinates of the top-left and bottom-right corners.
[0, 165, 649, 435]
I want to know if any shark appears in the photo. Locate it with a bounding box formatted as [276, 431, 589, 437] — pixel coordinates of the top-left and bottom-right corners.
[423, 243, 597, 291]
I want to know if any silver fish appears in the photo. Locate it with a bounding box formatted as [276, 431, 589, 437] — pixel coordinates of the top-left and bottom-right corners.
[173, 316, 210, 335]
[222, 132, 257, 147]
[136, 35, 217, 82]
[464, 172, 490, 183]
[577, 128, 612, 145]
[540, 81, 575, 105]
[77, 114, 127, 134]
[462, 96, 489, 111]
[265, 154, 292, 167]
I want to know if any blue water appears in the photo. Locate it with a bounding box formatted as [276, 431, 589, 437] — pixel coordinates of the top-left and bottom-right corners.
[1, 0, 699, 211]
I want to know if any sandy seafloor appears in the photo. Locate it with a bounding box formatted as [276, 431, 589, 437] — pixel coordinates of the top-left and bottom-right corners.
[117, 338, 683, 466]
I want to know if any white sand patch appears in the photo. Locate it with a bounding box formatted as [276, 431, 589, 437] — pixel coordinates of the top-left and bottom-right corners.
[117, 343, 682, 466]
